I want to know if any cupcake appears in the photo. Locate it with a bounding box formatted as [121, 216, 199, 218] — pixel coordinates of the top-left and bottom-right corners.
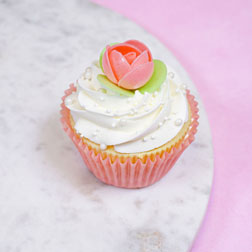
[60, 40, 199, 188]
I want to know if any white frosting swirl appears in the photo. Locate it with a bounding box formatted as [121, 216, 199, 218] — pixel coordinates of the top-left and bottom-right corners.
[65, 62, 188, 153]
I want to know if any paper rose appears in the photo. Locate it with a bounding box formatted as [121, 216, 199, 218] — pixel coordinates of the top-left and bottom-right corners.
[102, 40, 154, 90]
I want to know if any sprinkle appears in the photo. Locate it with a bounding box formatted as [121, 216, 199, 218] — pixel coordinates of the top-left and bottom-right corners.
[106, 109, 111, 114]
[175, 88, 180, 93]
[158, 122, 163, 127]
[154, 91, 158, 97]
[151, 135, 155, 140]
[143, 137, 148, 142]
[175, 119, 183, 126]
[164, 116, 169, 121]
[92, 132, 97, 136]
[112, 122, 116, 128]
[100, 143, 107, 150]
[99, 96, 105, 101]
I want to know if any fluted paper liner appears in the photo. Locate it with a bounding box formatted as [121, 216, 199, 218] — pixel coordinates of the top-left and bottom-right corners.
[60, 84, 199, 188]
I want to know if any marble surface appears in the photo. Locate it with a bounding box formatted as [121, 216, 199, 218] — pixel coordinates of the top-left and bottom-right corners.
[0, 1, 213, 251]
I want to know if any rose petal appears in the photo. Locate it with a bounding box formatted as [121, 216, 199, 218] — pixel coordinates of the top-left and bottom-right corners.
[126, 40, 153, 61]
[110, 43, 141, 56]
[124, 52, 137, 64]
[110, 50, 131, 80]
[102, 46, 118, 83]
[131, 50, 149, 68]
[118, 62, 154, 90]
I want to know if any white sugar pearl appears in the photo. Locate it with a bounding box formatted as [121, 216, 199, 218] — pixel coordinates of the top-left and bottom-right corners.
[84, 67, 92, 80]
[112, 122, 116, 128]
[84, 72, 92, 80]
[181, 84, 187, 89]
[158, 122, 163, 127]
[175, 119, 183, 126]
[129, 109, 134, 115]
[142, 137, 148, 142]
[99, 96, 105, 101]
[168, 72, 175, 79]
[151, 135, 155, 140]
[65, 98, 72, 105]
[100, 143, 107, 150]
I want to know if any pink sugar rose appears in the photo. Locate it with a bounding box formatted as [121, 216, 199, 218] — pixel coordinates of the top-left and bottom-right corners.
[102, 40, 154, 90]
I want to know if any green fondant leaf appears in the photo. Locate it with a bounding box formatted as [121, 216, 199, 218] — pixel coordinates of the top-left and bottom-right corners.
[97, 74, 134, 97]
[138, 59, 167, 94]
[99, 42, 119, 72]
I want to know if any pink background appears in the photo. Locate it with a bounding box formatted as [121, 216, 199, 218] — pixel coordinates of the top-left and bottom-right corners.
[93, 0, 252, 251]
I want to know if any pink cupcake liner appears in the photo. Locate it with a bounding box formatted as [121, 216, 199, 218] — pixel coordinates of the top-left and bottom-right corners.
[60, 84, 199, 188]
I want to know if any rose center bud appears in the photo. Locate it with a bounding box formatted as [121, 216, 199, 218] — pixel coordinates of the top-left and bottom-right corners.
[124, 52, 137, 64]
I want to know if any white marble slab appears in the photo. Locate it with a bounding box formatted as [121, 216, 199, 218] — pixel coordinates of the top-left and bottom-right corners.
[0, 1, 213, 251]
